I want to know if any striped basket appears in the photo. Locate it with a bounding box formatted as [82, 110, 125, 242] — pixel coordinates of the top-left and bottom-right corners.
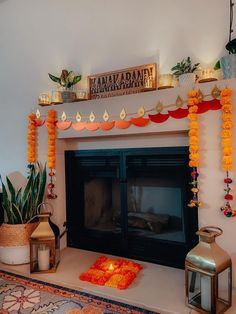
[0, 222, 38, 247]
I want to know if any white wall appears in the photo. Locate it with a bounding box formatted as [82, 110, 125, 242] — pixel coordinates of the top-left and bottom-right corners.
[0, 0, 236, 284]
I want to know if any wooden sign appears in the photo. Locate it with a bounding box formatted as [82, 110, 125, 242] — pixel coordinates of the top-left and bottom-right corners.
[88, 63, 157, 99]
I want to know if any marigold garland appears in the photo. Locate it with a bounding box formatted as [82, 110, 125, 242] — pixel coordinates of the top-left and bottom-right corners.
[47, 110, 57, 199]
[187, 90, 201, 208]
[27, 113, 38, 164]
[220, 88, 235, 217]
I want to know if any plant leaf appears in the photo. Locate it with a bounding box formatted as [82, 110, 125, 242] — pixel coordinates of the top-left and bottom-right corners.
[48, 73, 61, 84]
[6, 177, 16, 205]
[73, 75, 82, 85]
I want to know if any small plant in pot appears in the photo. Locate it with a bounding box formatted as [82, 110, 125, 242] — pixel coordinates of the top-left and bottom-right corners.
[0, 163, 47, 265]
[214, 0, 236, 79]
[171, 57, 200, 86]
[49, 69, 82, 103]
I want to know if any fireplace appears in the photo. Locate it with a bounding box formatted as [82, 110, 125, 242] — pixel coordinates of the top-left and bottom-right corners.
[65, 146, 198, 269]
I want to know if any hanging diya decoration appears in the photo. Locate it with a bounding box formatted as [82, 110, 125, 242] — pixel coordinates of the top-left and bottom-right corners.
[47, 109, 57, 199]
[220, 88, 236, 217]
[187, 90, 201, 208]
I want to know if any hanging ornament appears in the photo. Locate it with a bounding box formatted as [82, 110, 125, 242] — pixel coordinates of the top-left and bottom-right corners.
[156, 101, 163, 113]
[89, 111, 96, 122]
[56, 111, 72, 130]
[103, 110, 109, 121]
[47, 109, 57, 199]
[220, 88, 236, 217]
[76, 112, 82, 122]
[175, 96, 184, 108]
[120, 108, 127, 120]
[187, 90, 201, 208]
[138, 106, 145, 117]
[197, 89, 204, 102]
[211, 86, 221, 99]
[27, 113, 38, 165]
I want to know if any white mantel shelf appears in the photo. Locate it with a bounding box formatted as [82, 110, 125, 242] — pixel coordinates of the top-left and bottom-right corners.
[39, 78, 236, 140]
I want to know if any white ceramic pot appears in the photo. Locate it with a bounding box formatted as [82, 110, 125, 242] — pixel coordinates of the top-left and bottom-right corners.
[0, 245, 30, 265]
[178, 73, 196, 86]
[220, 54, 236, 79]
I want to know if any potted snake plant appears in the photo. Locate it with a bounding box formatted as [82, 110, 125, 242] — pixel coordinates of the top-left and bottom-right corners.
[0, 163, 47, 264]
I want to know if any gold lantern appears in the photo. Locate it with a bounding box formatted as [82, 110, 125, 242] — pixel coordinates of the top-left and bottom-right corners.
[30, 212, 60, 273]
[185, 226, 232, 314]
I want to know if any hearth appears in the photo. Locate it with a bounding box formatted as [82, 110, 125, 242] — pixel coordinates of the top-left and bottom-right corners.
[65, 146, 198, 269]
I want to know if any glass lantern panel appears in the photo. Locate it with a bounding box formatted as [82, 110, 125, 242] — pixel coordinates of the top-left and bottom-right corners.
[188, 270, 213, 312]
[217, 267, 231, 312]
[187, 270, 201, 309]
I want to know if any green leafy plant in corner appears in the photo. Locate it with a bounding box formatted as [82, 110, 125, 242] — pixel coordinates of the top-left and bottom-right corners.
[0, 163, 47, 224]
[171, 57, 200, 79]
[214, 38, 236, 70]
[48, 69, 81, 89]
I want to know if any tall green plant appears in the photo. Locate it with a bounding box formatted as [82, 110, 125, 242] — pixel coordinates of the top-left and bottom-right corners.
[0, 163, 47, 224]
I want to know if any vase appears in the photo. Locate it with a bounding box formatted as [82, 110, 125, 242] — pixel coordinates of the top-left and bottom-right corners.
[60, 88, 76, 103]
[178, 73, 196, 86]
[0, 222, 38, 265]
[220, 54, 236, 79]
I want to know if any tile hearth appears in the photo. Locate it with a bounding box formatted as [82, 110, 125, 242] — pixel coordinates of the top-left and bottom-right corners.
[0, 247, 235, 314]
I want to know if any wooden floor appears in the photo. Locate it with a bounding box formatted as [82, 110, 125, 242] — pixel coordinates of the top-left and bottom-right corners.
[0, 247, 235, 314]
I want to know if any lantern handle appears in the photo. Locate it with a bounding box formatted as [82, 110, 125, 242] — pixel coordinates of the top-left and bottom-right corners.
[36, 202, 54, 216]
[199, 226, 223, 237]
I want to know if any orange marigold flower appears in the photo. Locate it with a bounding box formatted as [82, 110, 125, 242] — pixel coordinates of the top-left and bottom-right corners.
[189, 121, 199, 129]
[223, 147, 233, 155]
[188, 129, 198, 137]
[188, 105, 198, 113]
[189, 136, 198, 145]
[188, 113, 197, 121]
[221, 88, 232, 97]
[222, 138, 232, 147]
[189, 145, 198, 153]
[221, 129, 232, 138]
[222, 104, 233, 113]
[188, 90, 199, 98]
[222, 121, 233, 129]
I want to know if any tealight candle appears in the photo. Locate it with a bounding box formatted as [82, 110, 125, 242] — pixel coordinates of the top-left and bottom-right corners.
[51, 91, 63, 104]
[198, 68, 217, 83]
[38, 93, 51, 106]
[158, 74, 174, 89]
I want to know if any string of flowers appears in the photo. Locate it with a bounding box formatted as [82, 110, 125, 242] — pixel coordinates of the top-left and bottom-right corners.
[220, 88, 236, 217]
[47, 109, 57, 199]
[187, 90, 201, 208]
[27, 113, 38, 165]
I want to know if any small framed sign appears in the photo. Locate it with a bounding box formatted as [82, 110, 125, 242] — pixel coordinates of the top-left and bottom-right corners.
[88, 63, 157, 99]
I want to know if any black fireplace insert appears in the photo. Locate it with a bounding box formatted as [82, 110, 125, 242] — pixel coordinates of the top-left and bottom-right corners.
[65, 146, 198, 269]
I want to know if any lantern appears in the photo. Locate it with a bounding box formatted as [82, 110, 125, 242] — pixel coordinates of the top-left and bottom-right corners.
[185, 226, 232, 314]
[30, 212, 60, 273]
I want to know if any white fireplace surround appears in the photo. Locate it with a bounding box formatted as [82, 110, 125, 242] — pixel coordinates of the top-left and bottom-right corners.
[39, 78, 236, 287]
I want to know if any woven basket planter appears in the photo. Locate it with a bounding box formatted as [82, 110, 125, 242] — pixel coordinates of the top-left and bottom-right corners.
[0, 222, 38, 265]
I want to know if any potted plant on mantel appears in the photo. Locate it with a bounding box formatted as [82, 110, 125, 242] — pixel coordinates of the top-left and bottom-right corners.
[171, 57, 200, 86]
[49, 69, 82, 103]
[0, 163, 47, 265]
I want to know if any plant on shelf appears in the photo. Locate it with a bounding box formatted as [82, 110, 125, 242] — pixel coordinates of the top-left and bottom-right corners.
[171, 57, 200, 86]
[214, 0, 236, 79]
[171, 57, 200, 79]
[0, 163, 47, 265]
[49, 69, 81, 89]
[48, 69, 81, 102]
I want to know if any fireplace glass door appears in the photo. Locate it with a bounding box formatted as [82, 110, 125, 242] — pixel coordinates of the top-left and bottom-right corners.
[65, 147, 198, 268]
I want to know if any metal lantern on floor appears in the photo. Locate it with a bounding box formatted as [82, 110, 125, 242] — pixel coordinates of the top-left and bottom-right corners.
[30, 212, 60, 273]
[185, 226, 232, 314]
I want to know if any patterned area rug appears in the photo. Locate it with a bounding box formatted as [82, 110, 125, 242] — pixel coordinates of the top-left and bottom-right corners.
[0, 271, 158, 314]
